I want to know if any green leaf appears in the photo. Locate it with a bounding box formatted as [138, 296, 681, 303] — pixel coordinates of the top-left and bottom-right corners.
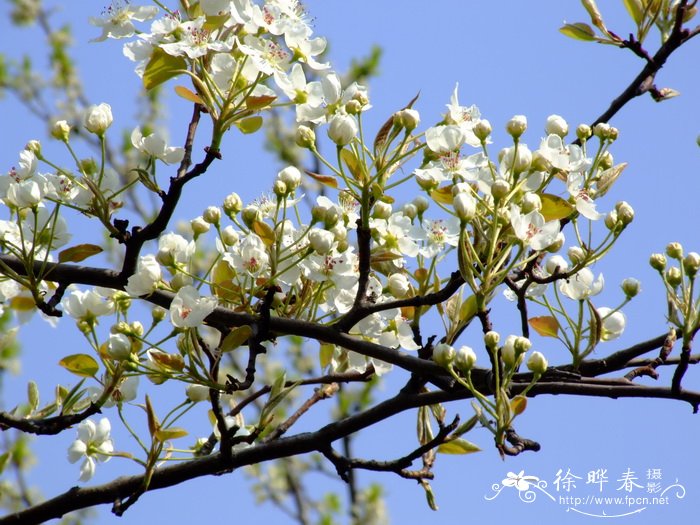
[459, 295, 478, 324]
[155, 427, 188, 442]
[529, 316, 560, 337]
[220, 325, 252, 353]
[559, 22, 596, 41]
[437, 437, 482, 455]
[0, 452, 10, 475]
[421, 480, 439, 511]
[174, 85, 204, 105]
[319, 343, 335, 369]
[27, 381, 39, 412]
[143, 47, 187, 91]
[58, 243, 103, 263]
[623, 0, 645, 24]
[58, 354, 99, 378]
[236, 116, 263, 134]
[540, 193, 575, 221]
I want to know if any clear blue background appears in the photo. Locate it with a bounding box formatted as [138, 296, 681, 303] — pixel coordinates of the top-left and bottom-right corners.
[1, 1, 699, 523]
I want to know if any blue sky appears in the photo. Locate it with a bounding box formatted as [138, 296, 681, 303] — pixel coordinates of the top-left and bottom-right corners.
[1, 1, 699, 524]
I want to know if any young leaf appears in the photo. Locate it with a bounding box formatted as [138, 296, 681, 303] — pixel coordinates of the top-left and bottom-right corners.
[253, 221, 276, 246]
[221, 325, 252, 352]
[143, 48, 187, 91]
[319, 343, 335, 369]
[420, 480, 439, 511]
[540, 193, 575, 221]
[430, 185, 454, 205]
[145, 395, 160, 436]
[340, 148, 367, 183]
[529, 316, 560, 337]
[304, 170, 339, 188]
[236, 116, 263, 134]
[58, 243, 103, 263]
[58, 354, 99, 378]
[623, 0, 645, 25]
[437, 437, 481, 454]
[595, 162, 627, 198]
[27, 381, 39, 412]
[510, 395, 527, 416]
[245, 95, 276, 110]
[559, 22, 596, 41]
[155, 427, 188, 442]
[174, 85, 204, 105]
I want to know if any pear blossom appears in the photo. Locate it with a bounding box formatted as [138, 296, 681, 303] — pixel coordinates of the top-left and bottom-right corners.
[89, 2, 158, 42]
[302, 249, 358, 288]
[63, 287, 114, 322]
[169, 286, 217, 329]
[559, 268, 604, 300]
[160, 17, 232, 59]
[157, 233, 195, 268]
[378, 314, 420, 351]
[567, 172, 601, 220]
[411, 217, 461, 258]
[125, 255, 162, 297]
[67, 418, 114, 482]
[510, 205, 560, 251]
[425, 125, 465, 154]
[131, 128, 185, 164]
[238, 35, 291, 75]
[372, 213, 420, 258]
[227, 233, 270, 277]
[445, 84, 482, 147]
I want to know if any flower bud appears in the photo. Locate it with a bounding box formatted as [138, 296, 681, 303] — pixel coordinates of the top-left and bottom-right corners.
[649, 253, 667, 272]
[328, 113, 358, 146]
[501, 145, 532, 174]
[615, 201, 633, 226]
[241, 205, 260, 228]
[395, 108, 420, 132]
[223, 192, 243, 217]
[576, 124, 592, 141]
[683, 252, 700, 278]
[546, 232, 565, 253]
[593, 122, 611, 140]
[402, 203, 417, 220]
[545, 255, 569, 275]
[604, 210, 618, 231]
[599, 151, 614, 170]
[621, 277, 641, 298]
[308, 228, 335, 255]
[491, 179, 510, 200]
[186, 384, 209, 403]
[666, 266, 682, 287]
[412, 196, 430, 214]
[501, 335, 523, 369]
[526, 351, 548, 375]
[84, 103, 113, 136]
[190, 216, 210, 236]
[514, 336, 532, 353]
[221, 225, 239, 246]
[432, 343, 456, 368]
[152, 306, 167, 323]
[473, 119, 492, 141]
[295, 125, 316, 148]
[506, 115, 527, 139]
[51, 120, 71, 142]
[106, 333, 132, 361]
[80, 158, 98, 176]
[455, 345, 477, 373]
[484, 330, 500, 349]
[311, 205, 326, 224]
[387, 273, 410, 298]
[568, 246, 586, 265]
[453, 192, 476, 221]
[608, 127, 619, 141]
[666, 242, 683, 260]
[521, 192, 541, 213]
[372, 201, 392, 219]
[203, 206, 221, 225]
[545, 115, 568, 137]
[272, 179, 287, 197]
[277, 166, 302, 191]
[324, 206, 340, 228]
[25, 140, 41, 156]
[345, 99, 362, 115]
